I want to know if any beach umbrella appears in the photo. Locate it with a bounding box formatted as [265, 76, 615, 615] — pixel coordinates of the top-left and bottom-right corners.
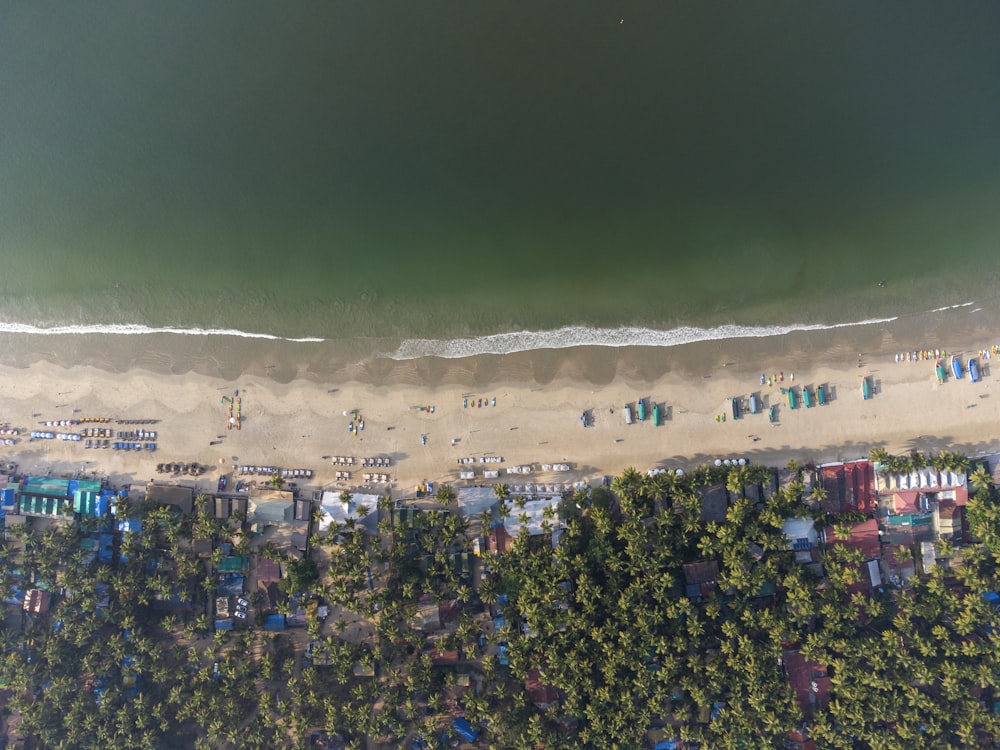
[675, 469, 684, 477]
[714, 459, 722, 467]
[723, 459, 731, 466]
[738, 458, 747, 466]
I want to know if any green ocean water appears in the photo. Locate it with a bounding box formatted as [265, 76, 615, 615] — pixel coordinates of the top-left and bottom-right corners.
[1, 1, 999, 355]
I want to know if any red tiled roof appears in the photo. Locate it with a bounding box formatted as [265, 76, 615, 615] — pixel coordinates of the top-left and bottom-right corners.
[892, 490, 922, 515]
[430, 649, 459, 666]
[820, 461, 876, 514]
[824, 518, 881, 559]
[488, 525, 512, 554]
[783, 650, 831, 713]
[23, 589, 51, 614]
[525, 669, 560, 709]
[256, 558, 282, 583]
[683, 560, 719, 585]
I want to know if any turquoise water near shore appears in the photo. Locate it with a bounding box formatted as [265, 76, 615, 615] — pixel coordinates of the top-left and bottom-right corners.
[1, 2, 1000, 360]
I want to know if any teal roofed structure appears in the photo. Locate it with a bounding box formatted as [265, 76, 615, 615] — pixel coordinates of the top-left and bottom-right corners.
[74, 490, 109, 517]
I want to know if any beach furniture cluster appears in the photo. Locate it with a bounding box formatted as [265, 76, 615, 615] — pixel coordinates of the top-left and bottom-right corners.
[509, 483, 578, 495]
[457, 456, 505, 465]
[30, 431, 55, 440]
[236, 466, 312, 478]
[156, 463, 206, 475]
[114, 419, 158, 425]
[335, 471, 351, 480]
[505, 465, 534, 474]
[117, 429, 156, 440]
[80, 428, 114, 438]
[39, 420, 76, 428]
[541, 463, 571, 472]
[331, 456, 356, 466]
[363, 472, 391, 483]
[112, 441, 156, 451]
[0, 427, 20, 437]
[84, 439, 112, 449]
[361, 457, 392, 468]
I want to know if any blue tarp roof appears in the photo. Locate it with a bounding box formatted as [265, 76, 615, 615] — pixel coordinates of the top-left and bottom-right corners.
[264, 614, 286, 632]
[452, 718, 479, 742]
[215, 619, 234, 631]
[117, 519, 142, 534]
[217, 574, 244, 596]
[0, 488, 15, 508]
[654, 741, 680, 750]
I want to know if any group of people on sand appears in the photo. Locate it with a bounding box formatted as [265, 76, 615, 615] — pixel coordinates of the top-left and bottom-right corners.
[760, 371, 793, 387]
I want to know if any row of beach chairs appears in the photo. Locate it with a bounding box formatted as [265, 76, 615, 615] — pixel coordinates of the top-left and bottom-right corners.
[363, 472, 391, 483]
[335, 471, 351, 480]
[112, 442, 156, 451]
[118, 429, 156, 440]
[280, 468, 313, 479]
[115, 419, 159, 425]
[80, 428, 114, 438]
[361, 456, 391, 467]
[331, 456, 356, 466]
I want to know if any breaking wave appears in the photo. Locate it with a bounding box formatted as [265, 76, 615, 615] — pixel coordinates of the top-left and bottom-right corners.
[391, 316, 902, 360]
[0, 322, 325, 343]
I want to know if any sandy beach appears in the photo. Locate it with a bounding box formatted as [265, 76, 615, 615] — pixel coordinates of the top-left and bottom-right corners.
[1, 325, 999, 497]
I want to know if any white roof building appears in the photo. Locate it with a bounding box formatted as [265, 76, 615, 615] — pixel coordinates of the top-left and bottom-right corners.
[318, 491, 380, 534]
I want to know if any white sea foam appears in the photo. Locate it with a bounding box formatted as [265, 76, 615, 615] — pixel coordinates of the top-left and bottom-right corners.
[391, 316, 902, 360]
[0, 322, 325, 343]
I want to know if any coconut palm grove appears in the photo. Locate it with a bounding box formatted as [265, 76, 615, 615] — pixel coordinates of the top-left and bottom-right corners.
[3, 450, 1000, 748]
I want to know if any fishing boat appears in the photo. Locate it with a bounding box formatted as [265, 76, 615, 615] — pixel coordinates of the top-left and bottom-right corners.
[731, 398, 741, 420]
[803, 386, 814, 408]
[952, 356, 963, 380]
[787, 388, 797, 410]
[817, 385, 826, 405]
[637, 399, 646, 421]
[969, 358, 981, 383]
[768, 405, 776, 423]
[748, 394, 760, 415]
[624, 404, 634, 425]
[936, 362, 946, 384]
[652, 403, 660, 426]
[862, 376, 871, 400]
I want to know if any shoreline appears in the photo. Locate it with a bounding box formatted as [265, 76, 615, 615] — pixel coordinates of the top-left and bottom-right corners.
[1, 305, 998, 496]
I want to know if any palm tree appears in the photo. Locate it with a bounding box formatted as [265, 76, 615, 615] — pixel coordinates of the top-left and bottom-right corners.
[435, 485, 457, 505]
[970, 464, 992, 493]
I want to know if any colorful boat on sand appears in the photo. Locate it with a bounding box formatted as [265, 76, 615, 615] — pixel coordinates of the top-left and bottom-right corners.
[731, 398, 741, 420]
[787, 388, 797, 410]
[749, 393, 760, 414]
[652, 403, 660, 426]
[624, 404, 634, 425]
[803, 386, 814, 408]
[952, 356, 963, 380]
[969, 358, 980, 383]
[936, 362, 946, 384]
[768, 405, 776, 423]
[638, 399, 646, 421]
[817, 385, 826, 405]
[862, 376, 871, 400]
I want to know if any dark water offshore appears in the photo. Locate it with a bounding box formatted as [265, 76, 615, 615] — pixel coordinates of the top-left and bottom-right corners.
[1, 1, 1000, 361]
